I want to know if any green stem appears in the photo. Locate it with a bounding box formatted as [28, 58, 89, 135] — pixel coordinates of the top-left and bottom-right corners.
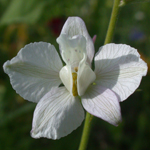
[104, 0, 121, 44]
[78, 112, 93, 150]
[78, 0, 121, 150]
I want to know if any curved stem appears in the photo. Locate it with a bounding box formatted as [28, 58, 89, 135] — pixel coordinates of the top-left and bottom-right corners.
[78, 0, 121, 150]
[104, 0, 121, 44]
[78, 112, 93, 150]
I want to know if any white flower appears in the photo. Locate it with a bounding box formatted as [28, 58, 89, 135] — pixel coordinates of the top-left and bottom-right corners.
[3, 17, 147, 139]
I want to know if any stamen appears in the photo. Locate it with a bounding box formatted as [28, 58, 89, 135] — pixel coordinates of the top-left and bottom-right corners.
[72, 72, 78, 96]
[74, 67, 78, 72]
[93, 82, 96, 85]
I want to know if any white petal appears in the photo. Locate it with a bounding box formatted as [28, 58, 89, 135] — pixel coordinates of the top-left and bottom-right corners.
[82, 85, 121, 126]
[31, 87, 84, 139]
[57, 34, 86, 67]
[59, 65, 72, 94]
[3, 42, 63, 103]
[60, 17, 95, 65]
[78, 55, 96, 96]
[95, 44, 148, 101]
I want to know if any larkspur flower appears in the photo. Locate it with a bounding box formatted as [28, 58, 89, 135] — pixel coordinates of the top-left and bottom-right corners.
[3, 17, 147, 139]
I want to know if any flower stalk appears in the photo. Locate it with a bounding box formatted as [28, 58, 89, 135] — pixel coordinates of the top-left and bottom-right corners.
[78, 112, 93, 150]
[78, 0, 121, 150]
[104, 0, 121, 45]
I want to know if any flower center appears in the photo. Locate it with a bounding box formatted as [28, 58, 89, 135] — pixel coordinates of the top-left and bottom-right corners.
[72, 67, 78, 96]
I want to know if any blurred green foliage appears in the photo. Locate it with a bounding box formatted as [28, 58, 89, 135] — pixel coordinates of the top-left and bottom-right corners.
[0, 0, 150, 150]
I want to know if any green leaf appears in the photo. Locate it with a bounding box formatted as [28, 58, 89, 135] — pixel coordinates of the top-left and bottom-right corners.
[0, 0, 46, 25]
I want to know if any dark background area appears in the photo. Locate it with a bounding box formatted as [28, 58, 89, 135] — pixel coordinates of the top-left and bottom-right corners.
[0, 0, 150, 150]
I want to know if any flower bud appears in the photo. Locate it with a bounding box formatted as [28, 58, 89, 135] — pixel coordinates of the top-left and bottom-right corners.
[120, 0, 148, 6]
